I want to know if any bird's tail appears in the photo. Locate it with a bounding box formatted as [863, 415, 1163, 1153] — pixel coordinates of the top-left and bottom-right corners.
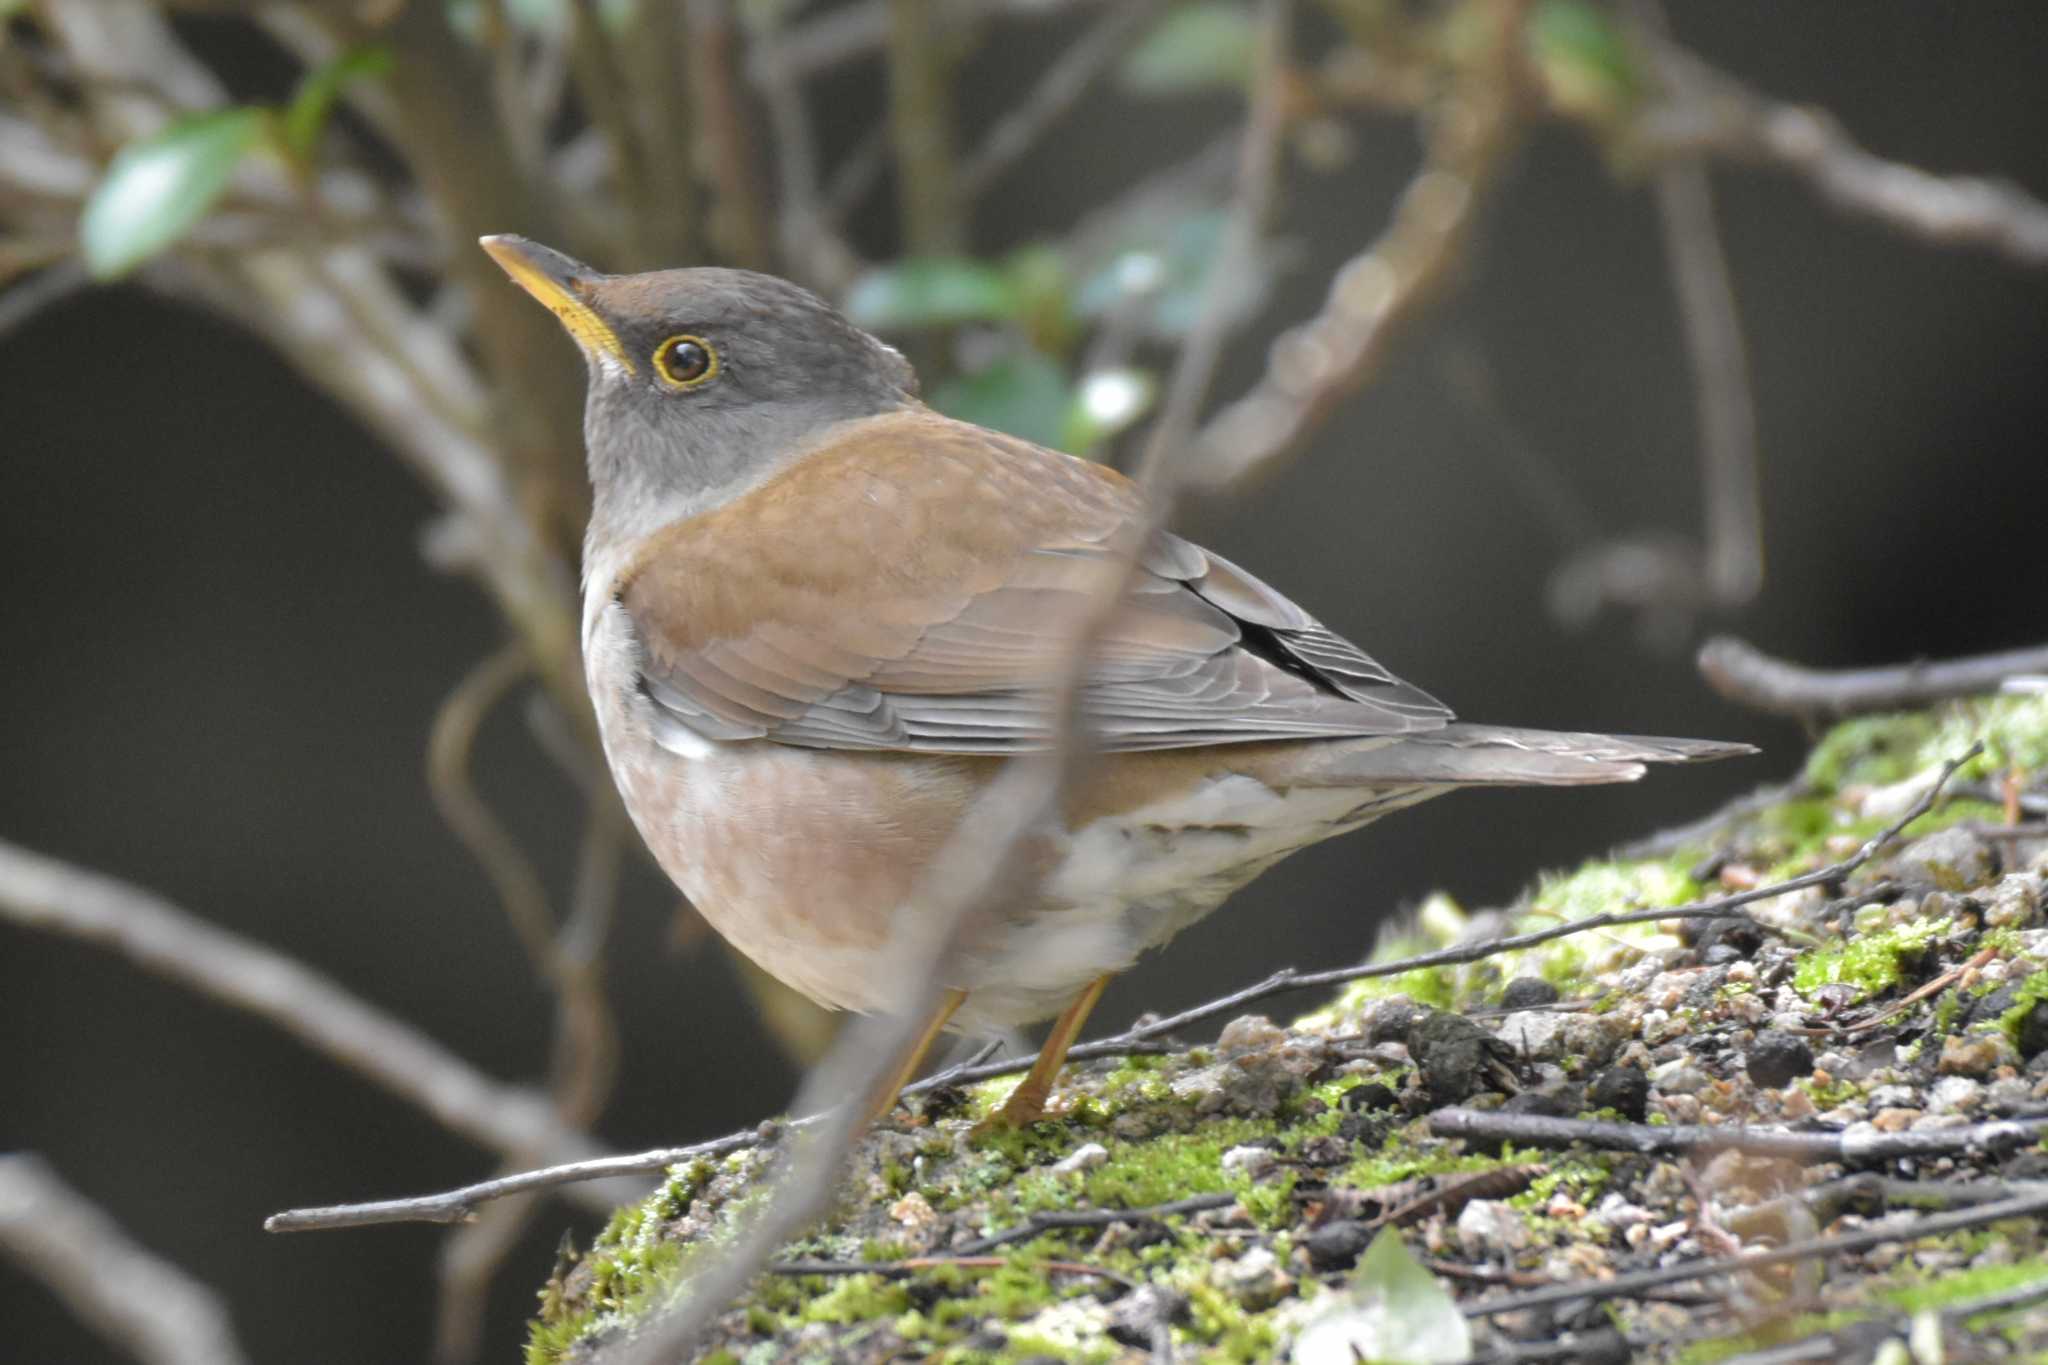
[1299, 723, 1757, 788]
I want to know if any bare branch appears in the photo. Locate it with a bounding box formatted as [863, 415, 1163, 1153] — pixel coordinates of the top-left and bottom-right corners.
[0, 1154, 252, 1365]
[268, 1133, 768, 1233]
[1641, 15, 1760, 607]
[1699, 636, 2048, 720]
[959, 0, 1169, 198]
[884, 0, 965, 256]
[1188, 0, 1535, 490]
[1644, 46, 2048, 268]
[747, 6, 861, 290]
[564, 0, 659, 266]
[426, 647, 556, 971]
[760, 0, 1117, 86]
[0, 839, 627, 1214]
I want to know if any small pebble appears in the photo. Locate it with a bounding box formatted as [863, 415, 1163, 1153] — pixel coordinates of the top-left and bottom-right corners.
[1456, 1200, 1530, 1255]
[1219, 1144, 1277, 1179]
[1939, 1035, 2011, 1078]
[1589, 1065, 1650, 1122]
[1211, 1246, 1292, 1310]
[1302, 1219, 1374, 1272]
[1500, 977, 1561, 1010]
[1747, 1031, 1816, 1089]
[1051, 1142, 1109, 1175]
[1928, 1076, 1984, 1115]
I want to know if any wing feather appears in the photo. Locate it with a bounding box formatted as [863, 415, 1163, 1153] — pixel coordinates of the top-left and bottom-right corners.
[614, 408, 1452, 754]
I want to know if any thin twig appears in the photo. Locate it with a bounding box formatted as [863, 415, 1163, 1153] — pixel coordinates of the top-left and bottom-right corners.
[770, 1254, 1135, 1288]
[747, 5, 858, 290]
[563, 0, 656, 266]
[1461, 1185, 2048, 1319]
[1188, 0, 1534, 490]
[1429, 1107, 2048, 1165]
[266, 1132, 766, 1233]
[948, 1193, 1238, 1257]
[958, 0, 1169, 198]
[688, 0, 774, 271]
[759, 0, 1117, 85]
[0, 1154, 253, 1365]
[1635, 0, 1761, 611]
[0, 839, 626, 1216]
[264, 743, 1977, 1232]
[426, 646, 556, 972]
[1644, 45, 2048, 269]
[1700, 636, 2048, 720]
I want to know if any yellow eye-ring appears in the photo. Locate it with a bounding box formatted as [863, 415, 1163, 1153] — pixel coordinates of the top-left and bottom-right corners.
[653, 334, 718, 388]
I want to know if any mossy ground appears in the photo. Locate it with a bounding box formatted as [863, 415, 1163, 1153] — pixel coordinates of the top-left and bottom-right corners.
[530, 696, 2048, 1363]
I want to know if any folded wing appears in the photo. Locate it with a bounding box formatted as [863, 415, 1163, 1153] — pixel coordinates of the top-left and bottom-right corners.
[616, 408, 1451, 754]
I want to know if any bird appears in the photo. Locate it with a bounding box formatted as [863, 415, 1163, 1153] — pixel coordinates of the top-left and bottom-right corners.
[479, 234, 1754, 1129]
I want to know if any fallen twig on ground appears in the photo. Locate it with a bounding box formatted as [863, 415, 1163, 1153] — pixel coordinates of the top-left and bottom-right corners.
[1460, 1185, 2048, 1319]
[1700, 636, 2048, 720]
[1429, 1108, 2048, 1164]
[947, 1193, 1238, 1257]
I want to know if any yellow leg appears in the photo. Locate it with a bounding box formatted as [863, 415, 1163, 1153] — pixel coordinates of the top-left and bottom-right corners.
[983, 974, 1113, 1130]
[862, 987, 969, 1127]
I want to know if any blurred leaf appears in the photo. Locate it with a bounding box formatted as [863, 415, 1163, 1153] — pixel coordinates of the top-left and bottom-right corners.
[1001, 242, 1079, 354]
[282, 45, 392, 164]
[1290, 1229, 1472, 1365]
[843, 257, 1021, 330]
[80, 109, 270, 280]
[1075, 209, 1272, 340]
[1063, 367, 1156, 457]
[1529, 0, 1638, 120]
[1120, 0, 1256, 94]
[445, 0, 631, 39]
[933, 351, 1073, 450]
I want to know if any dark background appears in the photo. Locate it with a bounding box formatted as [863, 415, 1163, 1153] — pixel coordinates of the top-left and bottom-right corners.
[5, 4, 2047, 1361]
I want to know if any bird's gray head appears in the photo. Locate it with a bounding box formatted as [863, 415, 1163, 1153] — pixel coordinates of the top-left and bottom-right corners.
[480, 235, 917, 548]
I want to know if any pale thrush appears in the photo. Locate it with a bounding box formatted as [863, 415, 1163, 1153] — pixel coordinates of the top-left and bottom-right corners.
[480, 235, 1753, 1127]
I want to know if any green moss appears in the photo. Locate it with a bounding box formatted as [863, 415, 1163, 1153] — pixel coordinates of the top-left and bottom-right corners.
[1885, 1258, 2048, 1315]
[1677, 1310, 1872, 1365]
[1998, 971, 2048, 1052]
[1806, 695, 2048, 793]
[1337, 1131, 1517, 1191]
[1793, 913, 1954, 1001]
[1809, 1077, 1866, 1112]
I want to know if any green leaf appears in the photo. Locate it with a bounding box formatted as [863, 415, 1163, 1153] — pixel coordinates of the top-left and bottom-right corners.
[843, 258, 1021, 331]
[1119, 1, 1255, 95]
[283, 45, 392, 163]
[932, 352, 1073, 450]
[1529, 0, 1638, 119]
[80, 109, 270, 280]
[1291, 1229, 1472, 1365]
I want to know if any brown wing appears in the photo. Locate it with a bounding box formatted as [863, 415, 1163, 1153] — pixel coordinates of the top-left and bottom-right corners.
[614, 407, 1451, 754]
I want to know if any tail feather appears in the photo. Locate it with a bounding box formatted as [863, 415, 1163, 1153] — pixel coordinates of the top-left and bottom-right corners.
[1303, 723, 1757, 788]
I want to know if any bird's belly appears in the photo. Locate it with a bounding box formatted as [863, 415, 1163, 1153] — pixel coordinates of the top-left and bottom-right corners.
[596, 673, 1415, 1030]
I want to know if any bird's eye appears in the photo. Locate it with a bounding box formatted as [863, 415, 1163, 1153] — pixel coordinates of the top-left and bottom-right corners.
[653, 334, 718, 389]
